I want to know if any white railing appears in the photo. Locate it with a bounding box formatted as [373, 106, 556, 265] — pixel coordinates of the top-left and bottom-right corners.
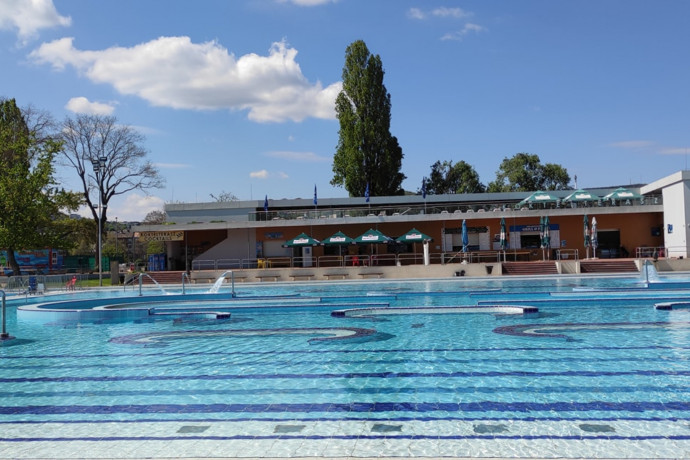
[556, 249, 579, 260]
[636, 246, 666, 258]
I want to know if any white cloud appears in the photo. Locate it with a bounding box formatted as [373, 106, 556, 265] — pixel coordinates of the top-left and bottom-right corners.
[409, 7, 471, 20]
[266, 150, 329, 162]
[408, 8, 426, 20]
[279, 0, 336, 5]
[432, 7, 470, 19]
[65, 96, 115, 115]
[659, 147, 690, 155]
[250, 169, 289, 179]
[441, 23, 486, 41]
[0, 0, 70, 45]
[609, 140, 654, 149]
[250, 169, 269, 179]
[76, 193, 164, 221]
[154, 162, 192, 169]
[116, 194, 165, 221]
[30, 37, 341, 123]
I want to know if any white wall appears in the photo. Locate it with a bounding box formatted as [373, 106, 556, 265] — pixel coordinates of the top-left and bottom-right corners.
[662, 180, 690, 257]
[195, 228, 257, 262]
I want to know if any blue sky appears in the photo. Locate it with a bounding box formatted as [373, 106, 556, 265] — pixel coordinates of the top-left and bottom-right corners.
[1, 0, 689, 220]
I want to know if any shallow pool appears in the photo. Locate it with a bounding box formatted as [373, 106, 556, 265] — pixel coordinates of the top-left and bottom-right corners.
[2, 273, 690, 458]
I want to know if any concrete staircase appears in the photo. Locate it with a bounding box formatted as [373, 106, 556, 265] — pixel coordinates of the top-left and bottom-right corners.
[502, 262, 559, 276]
[580, 260, 638, 274]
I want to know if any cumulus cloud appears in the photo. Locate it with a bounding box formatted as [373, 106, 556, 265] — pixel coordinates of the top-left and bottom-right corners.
[266, 150, 329, 162]
[441, 23, 486, 41]
[0, 0, 70, 45]
[250, 169, 269, 179]
[609, 140, 654, 149]
[116, 194, 166, 221]
[279, 0, 336, 5]
[250, 169, 288, 179]
[154, 162, 192, 169]
[76, 193, 164, 221]
[408, 7, 471, 20]
[65, 96, 115, 115]
[30, 37, 342, 123]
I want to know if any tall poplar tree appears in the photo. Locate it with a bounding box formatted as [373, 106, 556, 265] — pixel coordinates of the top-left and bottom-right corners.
[0, 98, 80, 275]
[331, 40, 405, 197]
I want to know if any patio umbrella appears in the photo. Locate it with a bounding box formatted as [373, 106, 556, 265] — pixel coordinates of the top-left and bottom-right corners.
[591, 217, 598, 258]
[461, 219, 469, 253]
[583, 214, 591, 256]
[354, 228, 392, 244]
[603, 187, 641, 201]
[321, 231, 354, 246]
[282, 233, 320, 248]
[396, 228, 433, 243]
[499, 218, 507, 250]
[517, 191, 559, 208]
[563, 189, 601, 203]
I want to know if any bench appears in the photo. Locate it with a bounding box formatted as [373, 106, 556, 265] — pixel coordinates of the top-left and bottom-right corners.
[359, 272, 384, 279]
[256, 273, 280, 282]
[324, 273, 349, 280]
[289, 273, 315, 281]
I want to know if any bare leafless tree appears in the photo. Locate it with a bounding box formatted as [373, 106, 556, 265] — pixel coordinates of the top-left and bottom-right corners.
[59, 114, 165, 225]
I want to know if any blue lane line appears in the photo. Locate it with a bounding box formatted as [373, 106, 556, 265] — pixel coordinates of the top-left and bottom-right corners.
[4, 369, 690, 383]
[3, 344, 690, 360]
[4, 355, 684, 371]
[2, 415, 690, 424]
[2, 434, 690, 442]
[2, 400, 690, 415]
[2, 385, 689, 400]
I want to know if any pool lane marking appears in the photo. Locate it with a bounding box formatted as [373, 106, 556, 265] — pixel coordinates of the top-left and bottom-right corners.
[1, 400, 690, 415]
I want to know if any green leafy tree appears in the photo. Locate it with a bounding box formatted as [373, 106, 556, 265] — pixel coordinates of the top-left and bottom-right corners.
[331, 40, 405, 197]
[487, 153, 571, 192]
[0, 98, 80, 275]
[423, 160, 485, 194]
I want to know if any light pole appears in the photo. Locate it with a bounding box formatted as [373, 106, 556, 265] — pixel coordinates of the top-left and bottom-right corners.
[92, 156, 107, 287]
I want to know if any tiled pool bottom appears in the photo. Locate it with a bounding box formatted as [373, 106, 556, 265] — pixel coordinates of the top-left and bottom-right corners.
[2, 418, 690, 458]
[6, 276, 690, 459]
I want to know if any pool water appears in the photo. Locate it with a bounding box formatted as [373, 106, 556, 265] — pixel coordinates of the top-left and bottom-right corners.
[2, 274, 690, 458]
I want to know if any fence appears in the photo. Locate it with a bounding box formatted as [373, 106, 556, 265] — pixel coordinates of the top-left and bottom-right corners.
[0, 273, 92, 293]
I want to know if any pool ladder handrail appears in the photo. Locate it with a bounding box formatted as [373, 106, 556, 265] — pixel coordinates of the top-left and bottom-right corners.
[217, 270, 237, 298]
[182, 272, 190, 294]
[0, 290, 13, 340]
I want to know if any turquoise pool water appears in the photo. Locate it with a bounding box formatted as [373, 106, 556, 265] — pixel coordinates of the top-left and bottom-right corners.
[2, 273, 690, 458]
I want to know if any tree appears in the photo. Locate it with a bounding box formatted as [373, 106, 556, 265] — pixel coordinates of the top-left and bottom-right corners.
[331, 40, 405, 197]
[423, 160, 485, 195]
[143, 209, 167, 224]
[0, 98, 80, 275]
[210, 190, 238, 202]
[59, 114, 164, 268]
[487, 153, 571, 192]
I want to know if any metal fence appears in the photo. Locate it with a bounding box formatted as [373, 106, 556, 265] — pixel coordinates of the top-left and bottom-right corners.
[1, 273, 92, 293]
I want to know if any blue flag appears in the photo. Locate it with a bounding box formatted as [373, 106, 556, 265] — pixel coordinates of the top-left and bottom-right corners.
[421, 178, 427, 199]
[365, 182, 370, 203]
[263, 195, 268, 213]
[313, 185, 317, 206]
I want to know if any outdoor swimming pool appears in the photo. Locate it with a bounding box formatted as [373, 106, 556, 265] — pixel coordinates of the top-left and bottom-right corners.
[1, 272, 690, 458]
